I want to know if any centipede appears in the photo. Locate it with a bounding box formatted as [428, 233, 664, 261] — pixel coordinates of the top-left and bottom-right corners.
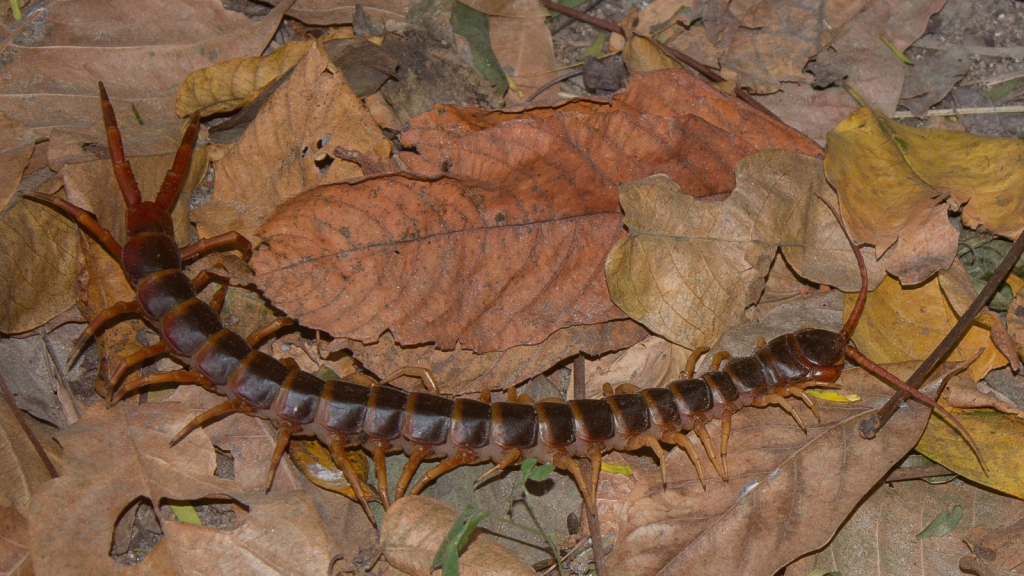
[28, 83, 982, 525]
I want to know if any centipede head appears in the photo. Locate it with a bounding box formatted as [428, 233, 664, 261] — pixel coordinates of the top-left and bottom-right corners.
[793, 328, 845, 382]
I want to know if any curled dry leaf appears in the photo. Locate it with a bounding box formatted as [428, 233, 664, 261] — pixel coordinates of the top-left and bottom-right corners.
[380, 496, 534, 576]
[27, 402, 331, 575]
[606, 364, 944, 576]
[826, 107, 1024, 283]
[606, 150, 869, 349]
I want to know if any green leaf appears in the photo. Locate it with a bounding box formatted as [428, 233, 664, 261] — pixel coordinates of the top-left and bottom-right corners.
[314, 365, 341, 381]
[916, 504, 962, 539]
[168, 504, 202, 526]
[988, 78, 1022, 101]
[452, 1, 509, 95]
[880, 35, 914, 65]
[582, 33, 607, 59]
[527, 463, 555, 482]
[432, 507, 489, 576]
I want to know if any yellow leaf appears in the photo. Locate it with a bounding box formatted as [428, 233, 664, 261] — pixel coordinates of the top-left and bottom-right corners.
[805, 390, 860, 402]
[826, 108, 1024, 253]
[916, 409, 1024, 499]
[846, 275, 1006, 381]
[601, 461, 633, 476]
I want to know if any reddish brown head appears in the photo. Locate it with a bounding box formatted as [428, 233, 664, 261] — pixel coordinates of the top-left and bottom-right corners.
[793, 328, 845, 382]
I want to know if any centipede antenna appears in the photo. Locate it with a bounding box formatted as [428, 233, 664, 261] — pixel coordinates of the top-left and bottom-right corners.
[818, 193, 869, 340]
[98, 82, 143, 209]
[846, 345, 988, 473]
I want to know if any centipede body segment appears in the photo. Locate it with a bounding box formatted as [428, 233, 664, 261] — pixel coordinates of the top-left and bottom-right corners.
[29, 83, 980, 526]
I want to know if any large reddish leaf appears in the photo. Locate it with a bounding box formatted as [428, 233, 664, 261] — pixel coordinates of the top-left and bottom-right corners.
[252, 71, 821, 353]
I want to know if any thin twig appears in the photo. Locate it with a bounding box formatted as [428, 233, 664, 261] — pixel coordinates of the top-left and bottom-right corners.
[892, 105, 1024, 118]
[860, 230, 1024, 438]
[549, 0, 606, 35]
[573, 355, 606, 576]
[0, 373, 58, 478]
[884, 464, 954, 482]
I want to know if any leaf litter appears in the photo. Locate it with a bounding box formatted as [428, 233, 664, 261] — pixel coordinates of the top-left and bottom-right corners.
[2, 0, 1024, 574]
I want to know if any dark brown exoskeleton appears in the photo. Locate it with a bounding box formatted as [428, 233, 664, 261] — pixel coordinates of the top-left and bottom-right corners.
[30, 84, 980, 526]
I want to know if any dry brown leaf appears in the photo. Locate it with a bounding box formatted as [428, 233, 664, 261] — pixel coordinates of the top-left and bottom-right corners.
[961, 516, 1024, 576]
[789, 477, 1024, 575]
[0, 507, 31, 576]
[277, 0, 411, 25]
[606, 363, 944, 576]
[27, 402, 331, 574]
[193, 45, 389, 242]
[606, 151, 871, 349]
[380, 496, 535, 576]
[0, 0, 291, 132]
[490, 15, 558, 104]
[0, 384, 52, 513]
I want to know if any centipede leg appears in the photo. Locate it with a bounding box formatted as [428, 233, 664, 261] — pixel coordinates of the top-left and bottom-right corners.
[395, 445, 431, 499]
[113, 370, 212, 404]
[626, 435, 668, 487]
[683, 346, 709, 378]
[719, 414, 732, 480]
[693, 422, 727, 481]
[663, 431, 707, 488]
[795, 390, 821, 422]
[245, 317, 297, 347]
[329, 439, 378, 528]
[264, 424, 294, 491]
[370, 441, 392, 509]
[68, 300, 141, 366]
[552, 453, 595, 513]
[587, 446, 603, 509]
[474, 448, 522, 486]
[756, 393, 806, 432]
[170, 399, 245, 445]
[106, 341, 171, 403]
[411, 452, 481, 496]
[179, 232, 253, 262]
[379, 366, 440, 394]
[710, 351, 732, 370]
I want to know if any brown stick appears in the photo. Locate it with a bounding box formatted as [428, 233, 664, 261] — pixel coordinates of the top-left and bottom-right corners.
[859, 230, 1024, 438]
[574, 355, 606, 576]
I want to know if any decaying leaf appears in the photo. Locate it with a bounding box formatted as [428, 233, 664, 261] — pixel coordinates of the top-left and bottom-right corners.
[606, 150, 868, 349]
[790, 475, 1024, 575]
[0, 0, 291, 132]
[192, 45, 390, 243]
[27, 402, 331, 574]
[826, 107, 1024, 283]
[961, 516, 1024, 576]
[380, 496, 534, 576]
[606, 364, 948, 576]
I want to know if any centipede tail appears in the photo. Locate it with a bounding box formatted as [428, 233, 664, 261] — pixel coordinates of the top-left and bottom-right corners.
[29, 84, 983, 528]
